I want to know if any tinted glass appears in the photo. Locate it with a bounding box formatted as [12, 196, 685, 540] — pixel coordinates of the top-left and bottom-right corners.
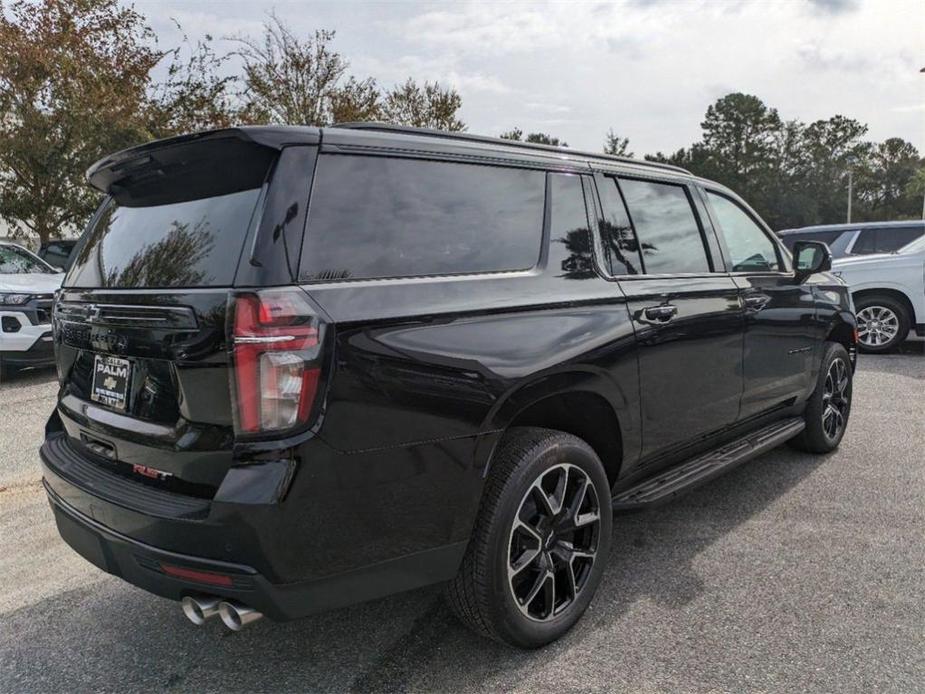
[548, 174, 594, 279]
[707, 192, 780, 271]
[779, 230, 845, 250]
[301, 156, 544, 281]
[597, 177, 642, 275]
[618, 178, 709, 274]
[0, 245, 53, 274]
[852, 227, 924, 255]
[851, 229, 877, 254]
[67, 189, 260, 288]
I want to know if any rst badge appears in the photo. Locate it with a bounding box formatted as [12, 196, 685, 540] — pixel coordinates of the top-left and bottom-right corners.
[90, 354, 131, 410]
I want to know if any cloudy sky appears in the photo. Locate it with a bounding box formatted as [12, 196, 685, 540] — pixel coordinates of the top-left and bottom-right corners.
[135, 0, 924, 156]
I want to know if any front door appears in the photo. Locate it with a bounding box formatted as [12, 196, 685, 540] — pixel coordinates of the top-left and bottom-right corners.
[700, 188, 817, 421]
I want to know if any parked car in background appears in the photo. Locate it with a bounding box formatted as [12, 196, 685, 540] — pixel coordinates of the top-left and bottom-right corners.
[0, 242, 62, 378]
[832, 234, 925, 353]
[41, 125, 856, 648]
[38, 239, 79, 271]
[778, 221, 925, 260]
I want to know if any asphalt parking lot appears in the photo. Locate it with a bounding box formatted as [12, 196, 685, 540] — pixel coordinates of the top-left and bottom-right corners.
[1, 347, 923, 693]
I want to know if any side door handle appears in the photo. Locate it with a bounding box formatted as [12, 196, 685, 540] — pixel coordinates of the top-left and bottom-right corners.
[742, 294, 771, 312]
[640, 304, 678, 324]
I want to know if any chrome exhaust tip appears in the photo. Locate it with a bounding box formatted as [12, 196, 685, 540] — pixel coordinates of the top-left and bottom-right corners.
[181, 595, 221, 625]
[218, 600, 263, 631]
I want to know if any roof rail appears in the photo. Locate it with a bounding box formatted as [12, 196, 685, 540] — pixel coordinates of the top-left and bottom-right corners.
[331, 122, 693, 176]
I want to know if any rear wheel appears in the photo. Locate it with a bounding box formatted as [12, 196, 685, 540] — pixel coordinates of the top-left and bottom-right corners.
[855, 295, 910, 353]
[447, 427, 612, 648]
[789, 342, 853, 453]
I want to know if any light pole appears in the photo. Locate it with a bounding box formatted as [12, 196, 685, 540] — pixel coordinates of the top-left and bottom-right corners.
[847, 169, 853, 223]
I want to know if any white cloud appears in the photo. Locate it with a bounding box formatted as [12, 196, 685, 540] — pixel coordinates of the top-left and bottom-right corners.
[131, 0, 925, 154]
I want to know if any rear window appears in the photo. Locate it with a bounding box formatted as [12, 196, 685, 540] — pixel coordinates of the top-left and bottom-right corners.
[851, 227, 924, 255]
[67, 189, 262, 288]
[778, 230, 845, 250]
[300, 156, 545, 281]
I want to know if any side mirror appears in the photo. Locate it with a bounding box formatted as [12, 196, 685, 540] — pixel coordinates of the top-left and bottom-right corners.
[792, 241, 831, 282]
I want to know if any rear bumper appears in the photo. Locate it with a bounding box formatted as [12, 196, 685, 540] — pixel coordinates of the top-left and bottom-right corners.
[44, 482, 465, 621]
[40, 428, 479, 620]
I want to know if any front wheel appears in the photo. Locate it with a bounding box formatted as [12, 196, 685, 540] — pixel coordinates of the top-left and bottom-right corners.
[447, 427, 612, 648]
[855, 295, 910, 353]
[789, 342, 853, 453]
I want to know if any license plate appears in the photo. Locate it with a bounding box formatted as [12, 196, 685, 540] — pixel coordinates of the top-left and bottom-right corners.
[90, 355, 131, 411]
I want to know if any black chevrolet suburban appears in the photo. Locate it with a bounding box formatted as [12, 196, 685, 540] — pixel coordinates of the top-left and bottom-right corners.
[41, 125, 857, 647]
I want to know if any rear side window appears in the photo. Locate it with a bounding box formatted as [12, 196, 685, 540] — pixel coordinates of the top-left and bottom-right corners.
[851, 227, 924, 255]
[300, 156, 544, 281]
[548, 173, 593, 279]
[618, 178, 710, 274]
[67, 190, 262, 288]
[707, 192, 780, 272]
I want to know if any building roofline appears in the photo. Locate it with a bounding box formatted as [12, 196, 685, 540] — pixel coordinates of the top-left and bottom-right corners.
[331, 122, 693, 176]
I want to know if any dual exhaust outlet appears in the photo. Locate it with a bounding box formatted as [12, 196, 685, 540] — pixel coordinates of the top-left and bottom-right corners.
[181, 595, 263, 631]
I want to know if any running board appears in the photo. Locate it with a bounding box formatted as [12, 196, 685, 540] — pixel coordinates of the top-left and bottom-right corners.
[611, 417, 805, 510]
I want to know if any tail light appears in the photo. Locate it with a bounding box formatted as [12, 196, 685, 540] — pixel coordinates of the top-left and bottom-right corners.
[231, 289, 324, 435]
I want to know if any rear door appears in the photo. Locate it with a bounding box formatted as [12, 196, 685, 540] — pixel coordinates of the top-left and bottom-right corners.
[53, 135, 306, 494]
[594, 173, 744, 463]
[700, 187, 816, 420]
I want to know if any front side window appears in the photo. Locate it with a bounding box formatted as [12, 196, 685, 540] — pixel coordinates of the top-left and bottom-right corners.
[301, 156, 545, 281]
[618, 178, 710, 274]
[0, 245, 54, 274]
[597, 177, 642, 275]
[707, 192, 780, 272]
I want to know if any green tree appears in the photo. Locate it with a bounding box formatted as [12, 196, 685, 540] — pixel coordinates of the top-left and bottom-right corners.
[145, 25, 238, 137]
[380, 78, 464, 131]
[232, 16, 357, 126]
[795, 115, 869, 225]
[856, 138, 921, 220]
[603, 129, 632, 157]
[499, 128, 567, 146]
[699, 93, 783, 217]
[0, 0, 159, 243]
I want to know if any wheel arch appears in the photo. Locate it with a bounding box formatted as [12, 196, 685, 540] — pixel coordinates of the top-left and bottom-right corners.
[485, 381, 626, 490]
[852, 287, 917, 325]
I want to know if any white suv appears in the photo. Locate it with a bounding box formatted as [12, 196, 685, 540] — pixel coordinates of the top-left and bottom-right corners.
[0, 242, 63, 378]
[832, 234, 925, 353]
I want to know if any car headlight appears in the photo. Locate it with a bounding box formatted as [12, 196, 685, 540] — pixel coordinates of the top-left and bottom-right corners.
[0, 293, 31, 305]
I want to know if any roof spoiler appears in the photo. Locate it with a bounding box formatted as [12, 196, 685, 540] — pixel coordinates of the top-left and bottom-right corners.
[85, 126, 321, 195]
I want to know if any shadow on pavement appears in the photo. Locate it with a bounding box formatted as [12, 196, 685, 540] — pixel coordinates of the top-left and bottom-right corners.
[2, 446, 827, 692]
[0, 364, 57, 389]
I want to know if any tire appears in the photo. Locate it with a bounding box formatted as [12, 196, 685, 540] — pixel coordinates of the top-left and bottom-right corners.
[789, 342, 853, 454]
[446, 427, 613, 648]
[854, 294, 910, 353]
